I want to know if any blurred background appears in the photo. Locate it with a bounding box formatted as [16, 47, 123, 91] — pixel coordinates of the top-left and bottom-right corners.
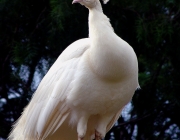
[0, 0, 180, 139]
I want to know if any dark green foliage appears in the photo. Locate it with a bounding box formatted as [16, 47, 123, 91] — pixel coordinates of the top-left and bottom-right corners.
[0, 0, 180, 139]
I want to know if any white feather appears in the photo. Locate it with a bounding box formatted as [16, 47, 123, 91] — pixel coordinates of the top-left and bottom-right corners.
[102, 0, 109, 4]
[9, 0, 139, 139]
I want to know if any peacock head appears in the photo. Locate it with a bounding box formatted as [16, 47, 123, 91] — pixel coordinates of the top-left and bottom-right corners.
[72, 0, 97, 8]
[72, 0, 109, 9]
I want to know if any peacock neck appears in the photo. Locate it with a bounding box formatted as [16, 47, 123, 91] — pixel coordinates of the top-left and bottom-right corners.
[88, 5, 114, 40]
[87, 4, 125, 82]
[88, 0, 103, 12]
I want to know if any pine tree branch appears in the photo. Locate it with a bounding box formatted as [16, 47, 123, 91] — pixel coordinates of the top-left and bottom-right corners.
[110, 113, 152, 132]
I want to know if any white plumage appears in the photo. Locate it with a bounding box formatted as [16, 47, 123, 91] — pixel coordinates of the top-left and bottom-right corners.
[9, 0, 139, 139]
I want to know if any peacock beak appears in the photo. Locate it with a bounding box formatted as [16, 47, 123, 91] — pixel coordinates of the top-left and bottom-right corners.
[72, 0, 82, 4]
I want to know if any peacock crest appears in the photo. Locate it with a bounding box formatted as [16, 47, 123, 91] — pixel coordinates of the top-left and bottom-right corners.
[102, 0, 109, 4]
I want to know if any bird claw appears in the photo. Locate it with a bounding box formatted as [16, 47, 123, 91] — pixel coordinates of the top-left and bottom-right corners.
[95, 130, 102, 140]
[78, 136, 84, 140]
